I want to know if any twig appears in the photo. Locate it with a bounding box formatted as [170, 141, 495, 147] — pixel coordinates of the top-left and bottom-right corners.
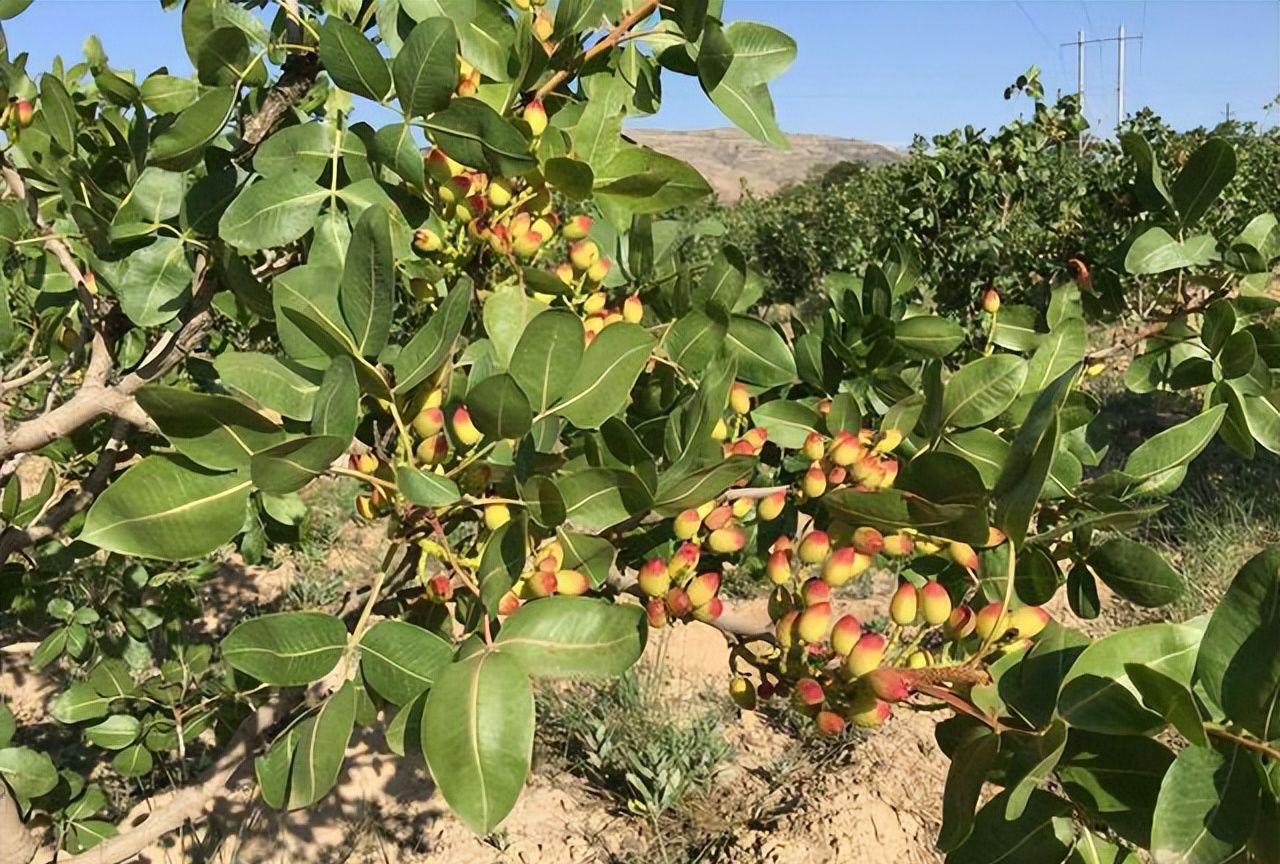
[0, 361, 53, 394]
[1206, 726, 1280, 763]
[532, 0, 660, 101]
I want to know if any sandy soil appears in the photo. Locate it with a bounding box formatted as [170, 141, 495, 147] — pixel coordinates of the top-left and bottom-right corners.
[3, 562, 957, 864]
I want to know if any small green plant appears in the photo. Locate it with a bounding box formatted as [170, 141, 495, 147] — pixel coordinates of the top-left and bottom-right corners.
[537, 669, 734, 821]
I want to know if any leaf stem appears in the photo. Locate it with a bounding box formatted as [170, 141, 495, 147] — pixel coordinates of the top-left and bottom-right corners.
[1205, 725, 1280, 762]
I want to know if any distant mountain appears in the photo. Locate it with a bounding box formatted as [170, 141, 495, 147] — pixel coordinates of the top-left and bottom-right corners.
[627, 128, 903, 203]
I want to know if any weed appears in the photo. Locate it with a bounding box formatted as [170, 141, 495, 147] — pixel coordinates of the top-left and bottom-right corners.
[277, 478, 360, 610]
[536, 668, 734, 822]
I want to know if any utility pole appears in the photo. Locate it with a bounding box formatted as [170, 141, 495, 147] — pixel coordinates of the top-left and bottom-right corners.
[1076, 30, 1086, 153]
[1225, 103, 1233, 122]
[1062, 28, 1143, 150]
[1116, 24, 1126, 125]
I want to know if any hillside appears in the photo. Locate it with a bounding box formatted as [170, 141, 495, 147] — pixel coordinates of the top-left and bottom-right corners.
[627, 127, 902, 202]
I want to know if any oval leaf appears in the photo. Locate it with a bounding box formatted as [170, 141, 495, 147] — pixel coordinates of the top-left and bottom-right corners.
[496, 597, 646, 678]
[422, 651, 534, 834]
[221, 611, 347, 686]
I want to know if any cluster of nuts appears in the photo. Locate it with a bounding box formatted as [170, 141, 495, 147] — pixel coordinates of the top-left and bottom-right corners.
[732, 523, 1051, 736]
[636, 543, 725, 627]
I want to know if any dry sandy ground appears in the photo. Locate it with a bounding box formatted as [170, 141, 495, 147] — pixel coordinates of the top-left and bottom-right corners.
[149, 595, 950, 864]
[3, 558, 966, 864]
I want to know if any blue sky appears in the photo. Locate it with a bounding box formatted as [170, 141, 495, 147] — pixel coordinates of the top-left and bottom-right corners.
[8, 1, 1279, 147]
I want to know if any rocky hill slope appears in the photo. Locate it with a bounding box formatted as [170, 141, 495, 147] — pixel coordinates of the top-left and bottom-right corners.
[628, 127, 902, 202]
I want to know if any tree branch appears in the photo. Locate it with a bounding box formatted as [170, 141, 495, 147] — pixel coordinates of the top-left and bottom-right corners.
[232, 51, 321, 167]
[0, 257, 214, 463]
[26, 695, 300, 864]
[0, 420, 133, 563]
[532, 0, 660, 102]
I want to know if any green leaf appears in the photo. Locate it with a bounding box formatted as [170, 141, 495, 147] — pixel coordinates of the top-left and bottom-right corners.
[393, 18, 457, 118]
[360, 620, 452, 705]
[340, 205, 395, 357]
[1122, 405, 1226, 497]
[698, 25, 792, 149]
[287, 681, 357, 809]
[594, 145, 713, 214]
[654, 456, 755, 516]
[1150, 743, 1260, 864]
[554, 323, 655, 429]
[937, 728, 1000, 852]
[1172, 139, 1236, 228]
[1125, 226, 1217, 275]
[719, 21, 796, 85]
[942, 355, 1028, 428]
[478, 516, 528, 614]
[692, 246, 747, 313]
[1024, 318, 1086, 394]
[496, 597, 645, 678]
[1004, 721, 1069, 820]
[312, 357, 360, 441]
[1057, 730, 1172, 848]
[1058, 619, 1205, 736]
[543, 157, 593, 200]
[1127, 665, 1206, 746]
[557, 467, 653, 532]
[1120, 132, 1173, 212]
[483, 283, 545, 369]
[112, 744, 154, 778]
[115, 237, 192, 327]
[219, 173, 328, 250]
[510, 310, 584, 413]
[895, 315, 965, 358]
[422, 98, 536, 177]
[944, 790, 1074, 864]
[221, 611, 347, 686]
[373, 122, 426, 188]
[149, 86, 236, 171]
[469, 373, 532, 439]
[746, 400, 821, 449]
[0, 703, 13, 747]
[823, 487, 981, 540]
[422, 651, 534, 834]
[136, 386, 285, 471]
[696, 18, 734, 91]
[84, 715, 142, 751]
[49, 682, 112, 724]
[273, 266, 357, 367]
[0, 747, 58, 799]
[0, 0, 34, 19]
[139, 73, 201, 114]
[319, 17, 392, 101]
[253, 121, 338, 180]
[1086, 539, 1183, 608]
[1196, 546, 1280, 741]
[397, 465, 461, 507]
[256, 722, 301, 808]
[453, 0, 515, 82]
[556, 529, 615, 587]
[725, 316, 795, 386]
[89, 659, 138, 699]
[251, 435, 349, 494]
[385, 691, 427, 757]
[394, 279, 473, 394]
[39, 74, 77, 153]
[81, 455, 252, 560]
[662, 310, 727, 372]
[216, 351, 321, 421]
[112, 167, 186, 239]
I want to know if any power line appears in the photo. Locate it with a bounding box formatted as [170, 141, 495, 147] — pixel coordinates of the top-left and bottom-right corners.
[1015, 0, 1068, 79]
